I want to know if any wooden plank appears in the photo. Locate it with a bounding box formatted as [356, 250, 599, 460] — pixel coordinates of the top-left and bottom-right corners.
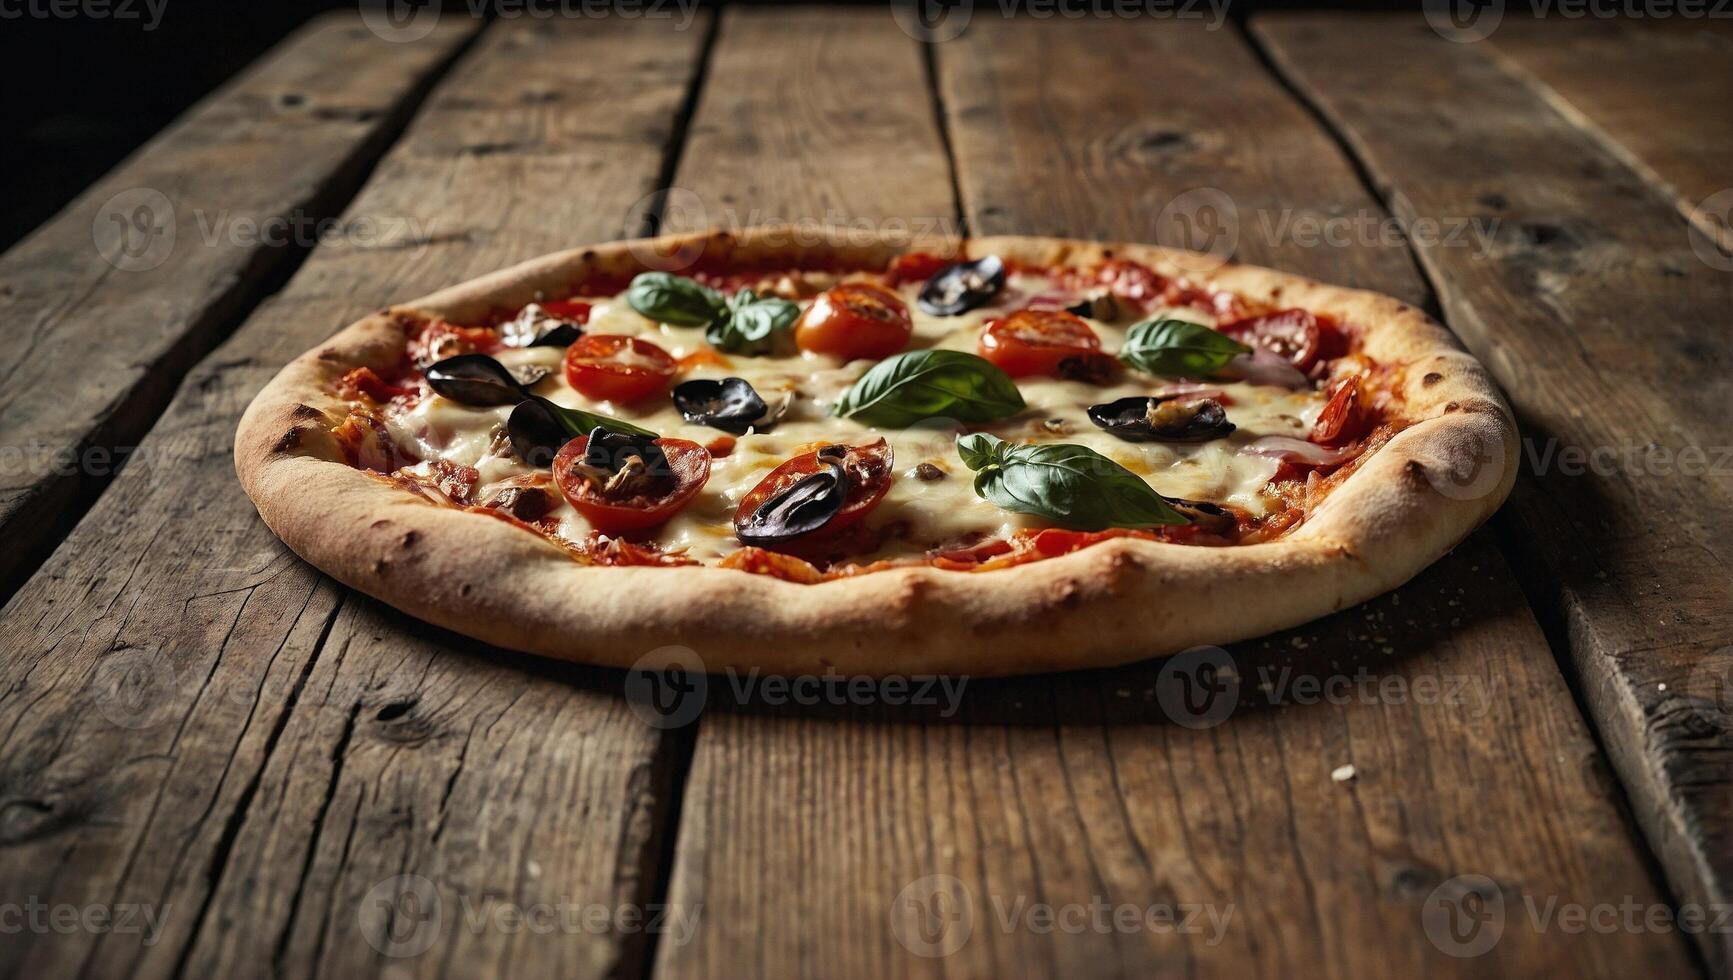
[1488, 19, 1733, 253]
[0, 12, 479, 602]
[652, 13, 1688, 978]
[1252, 12, 1733, 975]
[0, 15, 710, 979]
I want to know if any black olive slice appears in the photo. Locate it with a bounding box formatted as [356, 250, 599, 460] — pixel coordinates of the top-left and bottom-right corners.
[736, 460, 848, 545]
[917, 255, 1006, 316]
[581, 427, 671, 480]
[501, 306, 584, 349]
[1086, 395, 1236, 443]
[506, 397, 571, 467]
[671, 377, 771, 434]
[1171, 498, 1236, 535]
[425, 353, 529, 407]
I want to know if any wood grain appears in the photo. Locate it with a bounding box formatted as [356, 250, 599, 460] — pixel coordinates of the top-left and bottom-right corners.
[651, 14, 1688, 979]
[1253, 12, 1733, 975]
[0, 13, 478, 603]
[1489, 18, 1733, 253]
[0, 16, 709, 980]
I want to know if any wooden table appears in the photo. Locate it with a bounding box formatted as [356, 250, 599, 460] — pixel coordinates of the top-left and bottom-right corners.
[1, 9, 1728, 979]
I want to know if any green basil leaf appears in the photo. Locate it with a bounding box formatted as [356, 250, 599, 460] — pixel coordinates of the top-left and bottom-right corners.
[1118, 318, 1251, 378]
[833, 350, 1026, 428]
[955, 433, 1190, 530]
[541, 396, 658, 439]
[626, 272, 725, 328]
[708, 290, 800, 355]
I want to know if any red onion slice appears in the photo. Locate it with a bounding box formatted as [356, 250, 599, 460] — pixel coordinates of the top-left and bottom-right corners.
[1239, 435, 1356, 467]
[1219, 348, 1309, 389]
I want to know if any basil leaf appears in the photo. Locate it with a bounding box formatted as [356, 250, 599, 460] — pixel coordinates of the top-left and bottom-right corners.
[1118, 318, 1251, 378]
[955, 433, 1190, 530]
[707, 289, 800, 354]
[540, 396, 657, 439]
[626, 272, 725, 328]
[833, 350, 1025, 428]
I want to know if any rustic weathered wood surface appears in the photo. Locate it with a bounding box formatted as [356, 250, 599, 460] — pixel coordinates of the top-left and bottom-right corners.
[0, 8, 1726, 980]
[0, 14, 707, 980]
[0, 15, 478, 603]
[651, 13, 1687, 979]
[1254, 12, 1733, 974]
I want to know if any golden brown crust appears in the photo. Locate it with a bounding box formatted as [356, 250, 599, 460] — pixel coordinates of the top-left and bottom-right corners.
[235, 228, 1517, 677]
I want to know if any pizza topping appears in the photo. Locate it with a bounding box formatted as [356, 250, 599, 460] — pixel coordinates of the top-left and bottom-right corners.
[884, 251, 952, 286]
[1086, 395, 1235, 443]
[978, 309, 1110, 380]
[1217, 346, 1310, 389]
[425, 353, 535, 406]
[1169, 498, 1238, 535]
[626, 272, 800, 355]
[563, 334, 676, 404]
[671, 377, 774, 434]
[1309, 377, 1363, 445]
[484, 484, 554, 521]
[625, 271, 726, 328]
[500, 303, 584, 349]
[956, 433, 1190, 531]
[1066, 292, 1120, 322]
[734, 440, 894, 548]
[1240, 435, 1356, 468]
[710, 288, 801, 354]
[553, 432, 710, 535]
[1118, 318, 1252, 378]
[832, 349, 1024, 428]
[918, 255, 1006, 316]
[506, 396, 656, 467]
[795, 282, 913, 360]
[1219, 308, 1323, 373]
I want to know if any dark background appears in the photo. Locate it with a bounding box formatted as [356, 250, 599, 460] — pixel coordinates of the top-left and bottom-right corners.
[0, 0, 1410, 252]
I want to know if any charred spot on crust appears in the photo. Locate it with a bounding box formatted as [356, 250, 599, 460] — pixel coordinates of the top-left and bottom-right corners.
[1422, 372, 1444, 387]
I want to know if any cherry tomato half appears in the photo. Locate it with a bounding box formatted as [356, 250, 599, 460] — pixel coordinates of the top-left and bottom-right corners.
[1220, 309, 1323, 373]
[563, 334, 676, 404]
[1310, 377, 1363, 446]
[553, 434, 711, 535]
[884, 251, 952, 286]
[795, 283, 913, 360]
[734, 439, 894, 542]
[978, 309, 1105, 379]
[539, 299, 593, 323]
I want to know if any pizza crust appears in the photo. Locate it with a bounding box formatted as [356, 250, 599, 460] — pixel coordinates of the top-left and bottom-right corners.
[235, 228, 1517, 677]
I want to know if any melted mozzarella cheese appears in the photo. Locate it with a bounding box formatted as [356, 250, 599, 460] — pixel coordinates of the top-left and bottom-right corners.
[382, 274, 1326, 563]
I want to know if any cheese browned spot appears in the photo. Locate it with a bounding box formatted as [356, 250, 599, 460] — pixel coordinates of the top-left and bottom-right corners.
[380, 273, 1329, 563]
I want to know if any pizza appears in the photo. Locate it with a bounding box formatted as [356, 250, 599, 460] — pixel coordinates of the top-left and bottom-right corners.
[236, 228, 1517, 676]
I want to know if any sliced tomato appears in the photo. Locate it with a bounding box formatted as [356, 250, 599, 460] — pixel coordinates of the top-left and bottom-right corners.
[563, 334, 676, 404]
[1092, 258, 1165, 303]
[1219, 309, 1324, 373]
[884, 251, 952, 286]
[734, 439, 894, 543]
[539, 299, 593, 323]
[553, 434, 710, 535]
[409, 319, 501, 366]
[1310, 377, 1363, 446]
[978, 309, 1107, 380]
[795, 283, 913, 360]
